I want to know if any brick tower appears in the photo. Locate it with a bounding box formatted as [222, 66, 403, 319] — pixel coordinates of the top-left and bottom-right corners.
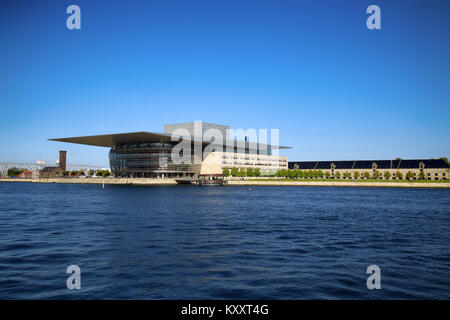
[59, 150, 67, 171]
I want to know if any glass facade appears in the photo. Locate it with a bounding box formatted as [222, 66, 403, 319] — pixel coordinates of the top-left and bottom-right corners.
[109, 140, 276, 177]
[109, 142, 200, 178]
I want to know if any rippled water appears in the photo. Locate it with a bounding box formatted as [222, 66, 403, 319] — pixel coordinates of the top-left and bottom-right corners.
[0, 182, 449, 299]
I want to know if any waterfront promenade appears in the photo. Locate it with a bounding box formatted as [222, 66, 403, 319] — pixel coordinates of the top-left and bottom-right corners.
[228, 179, 450, 188]
[1, 178, 449, 188]
[0, 178, 177, 185]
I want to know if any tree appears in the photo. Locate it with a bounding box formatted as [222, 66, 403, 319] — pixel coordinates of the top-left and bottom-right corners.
[246, 168, 255, 177]
[440, 157, 449, 165]
[354, 171, 360, 179]
[277, 169, 288, 178]
[372, 170, 380, 179]
[78, 170, 85, 176]
[238, 168, 246, 177]
[384, 171, 391, 179]
[88, 169, 95, 176]
[406, 171, 414, 180]
[335, 171, 341, 179]
[343, 172, 351, 179]
[254, 168, 261, 177]
[290, 169, 296, 178]
[396, 171, 403, 180]
[231, 167, 239, 177]
[222, 168, 230, 177]
[7, 167, 24, 177]
[62, 170, 69, 177]
[325, 171, 331, 179]
[364, 171, 370, 179]
[298, 170, 305, 179]
[317, 170, 324, 179]
[418, 171, 425, 180]
[96, 170, 111, 178]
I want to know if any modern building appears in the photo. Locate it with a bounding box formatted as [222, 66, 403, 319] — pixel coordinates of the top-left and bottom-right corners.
[39, 151, 67, 178]
[288, 159, 450, 180]
[50, 122, 290, 178]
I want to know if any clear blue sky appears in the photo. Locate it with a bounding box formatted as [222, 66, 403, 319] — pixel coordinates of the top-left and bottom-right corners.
[1, 0, 449, 167]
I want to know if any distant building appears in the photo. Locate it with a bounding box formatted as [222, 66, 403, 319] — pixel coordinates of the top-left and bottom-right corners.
[17, 170, 33, 179]
[39, 151, 67, 178]
[288, 159, 449, 180]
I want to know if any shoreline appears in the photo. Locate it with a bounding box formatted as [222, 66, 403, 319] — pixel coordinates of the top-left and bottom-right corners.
[0, 178, 177, 185]
[1, 178, 449, 188]
[227, 180, 450, 188]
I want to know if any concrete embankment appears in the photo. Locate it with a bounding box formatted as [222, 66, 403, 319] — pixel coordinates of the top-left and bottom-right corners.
[226, 180, 450, 188]
[1, 178, 449, 188]
[0, 178, 177, 185]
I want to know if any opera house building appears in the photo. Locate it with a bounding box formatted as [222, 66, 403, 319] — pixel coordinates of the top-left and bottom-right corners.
[50, 122, 290, 178]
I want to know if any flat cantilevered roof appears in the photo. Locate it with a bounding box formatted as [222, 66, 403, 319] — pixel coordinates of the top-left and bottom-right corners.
[49, 132, 175, 148]
[49, 131, 291, 149]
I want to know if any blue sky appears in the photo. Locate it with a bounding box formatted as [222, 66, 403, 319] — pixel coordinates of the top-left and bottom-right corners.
[1, 0, 449, 166]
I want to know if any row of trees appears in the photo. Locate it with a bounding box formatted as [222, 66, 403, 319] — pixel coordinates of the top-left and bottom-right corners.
[4, 168, 111, 178]
[274, 169, 421, 180]
[223, 167, 261, 177]
[276, 169, 325, 179]
[62, 169, 111, 177]
[62, 170, 85, 177]
[221, 167, 421, 180]
[95, 169, 111, 177]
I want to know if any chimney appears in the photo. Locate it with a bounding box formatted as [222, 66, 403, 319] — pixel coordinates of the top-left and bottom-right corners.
[59, 150, 67, 171]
